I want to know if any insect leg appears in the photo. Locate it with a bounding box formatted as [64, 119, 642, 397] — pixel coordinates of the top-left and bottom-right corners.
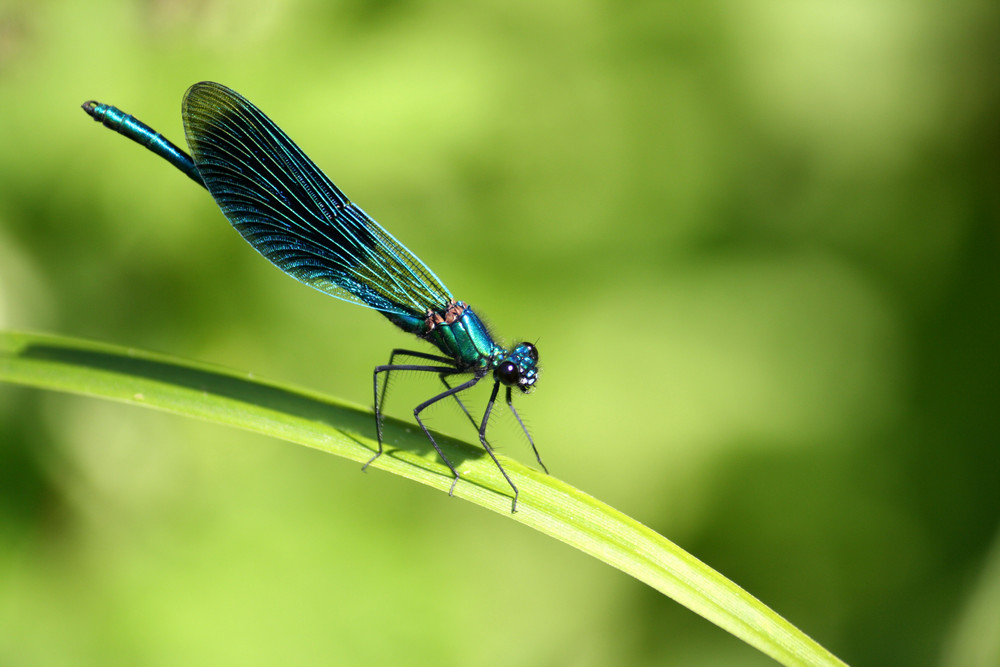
[507, 386, 548, 474]
[440, 375, 478, 430]
[376, 349, 478, 433]
[411, 375, 484, 495]
[478, 381, 520, 513]
[368, 362, 459, 471]
[376, 349, 457, 423]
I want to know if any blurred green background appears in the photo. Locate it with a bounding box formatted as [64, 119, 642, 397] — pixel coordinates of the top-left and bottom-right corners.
[1, 1, 998, 665]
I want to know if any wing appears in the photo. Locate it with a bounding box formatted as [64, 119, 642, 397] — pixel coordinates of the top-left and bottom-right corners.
[181, 81, 452, 319]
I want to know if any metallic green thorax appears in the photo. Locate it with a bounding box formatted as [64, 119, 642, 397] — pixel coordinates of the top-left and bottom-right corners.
[385, 300, 539, 394]
[422, 301, 501, 370]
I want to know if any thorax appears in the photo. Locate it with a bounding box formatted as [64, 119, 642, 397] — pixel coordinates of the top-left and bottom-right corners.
[421, 301, 500, 370]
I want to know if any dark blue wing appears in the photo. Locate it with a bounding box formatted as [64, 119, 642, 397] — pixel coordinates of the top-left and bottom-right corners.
[181, 81, 452, 319]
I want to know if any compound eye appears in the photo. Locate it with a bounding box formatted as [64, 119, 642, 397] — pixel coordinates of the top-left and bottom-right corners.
[496, 360, 520, 386]
[522, 342, 539, 363]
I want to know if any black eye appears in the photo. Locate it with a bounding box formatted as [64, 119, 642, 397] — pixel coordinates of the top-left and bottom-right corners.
[522, 343, 538, 362]
[496, 361, 520, 386]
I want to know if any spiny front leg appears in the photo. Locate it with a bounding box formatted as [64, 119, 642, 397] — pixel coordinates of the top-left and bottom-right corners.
[507, 386, 548, 474]
[376, 349, 457, 426]
[367, 361, 458, 471]
[411, 374, 483, 495]
[478, 381, 520, 513]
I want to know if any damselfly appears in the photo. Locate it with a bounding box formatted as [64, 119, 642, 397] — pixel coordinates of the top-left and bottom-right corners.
[82, 82, 547, 512]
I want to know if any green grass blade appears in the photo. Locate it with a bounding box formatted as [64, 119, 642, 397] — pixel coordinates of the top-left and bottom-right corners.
[0, 330, 846, 667]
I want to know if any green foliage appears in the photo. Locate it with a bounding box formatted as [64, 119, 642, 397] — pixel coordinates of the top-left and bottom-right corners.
[2, 1, 999, 664]
[0, 330, 845, 667]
